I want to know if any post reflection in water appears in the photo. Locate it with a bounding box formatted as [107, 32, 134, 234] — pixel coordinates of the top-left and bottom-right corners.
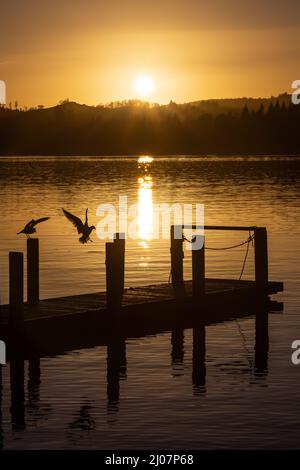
[2, 307, 272, 439]
[138, 156, 154, 251]
[27, 357, 41, 413]
[192, 324, 206, 395]
[10, 354, 25, 431]
[106, 336, 127, 419]
[254, 306, 269, 377]
[170, 324, 207, 391]
[171, 328, 185, 376]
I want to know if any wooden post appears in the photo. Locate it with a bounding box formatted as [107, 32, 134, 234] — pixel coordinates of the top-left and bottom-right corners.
[170, 225, 184, 289]
[254, 227, 268, 295]
[114, 233, 125, 300]
[9, 251, 24, 325]
[106, 242, 115, 308]
[106, 233, 125, 309]
[9, 252, 24, 306]
[27, 238, 39, 305]
[192, 235, 205, 297]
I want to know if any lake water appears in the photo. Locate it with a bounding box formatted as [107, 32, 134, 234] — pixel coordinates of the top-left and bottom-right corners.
[0, 156, 299, 449]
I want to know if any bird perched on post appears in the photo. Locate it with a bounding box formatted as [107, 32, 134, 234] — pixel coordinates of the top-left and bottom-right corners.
[62, 208, 96, 244]
[17, 217, 50, 238]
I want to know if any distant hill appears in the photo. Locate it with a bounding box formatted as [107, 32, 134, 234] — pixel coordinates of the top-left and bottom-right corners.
[187, 93, 292, 115]
[0, 93, 299, 155]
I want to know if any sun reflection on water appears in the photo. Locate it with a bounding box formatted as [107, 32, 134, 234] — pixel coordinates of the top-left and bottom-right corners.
[138, 156, 154, 166]
[137, 157, 154, 257]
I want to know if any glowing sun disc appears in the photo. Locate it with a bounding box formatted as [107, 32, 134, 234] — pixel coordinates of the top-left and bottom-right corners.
[134, 76, 154, 97]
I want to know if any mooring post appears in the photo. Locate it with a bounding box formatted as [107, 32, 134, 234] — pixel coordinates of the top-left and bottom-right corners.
[27, 238, 39, 305]
[254, 227, 268, 295]
[114, 233, 125, 299]
[170, 225, 184, 289]
[106, 233, 125, 309]
[9, 252, 24, 325]
[192, 235, 205, 298]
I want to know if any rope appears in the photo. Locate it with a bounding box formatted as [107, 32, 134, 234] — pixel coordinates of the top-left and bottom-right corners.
[238, 231, 252, 280]
[177, 230, 255, 368]
[183, 231, 254, 281]
[235, 231, 255, 368]
[183, 234, 255, 251]
[235, 318, 254, 369]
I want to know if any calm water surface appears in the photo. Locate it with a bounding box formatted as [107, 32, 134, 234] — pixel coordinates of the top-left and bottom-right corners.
[0, 156, 299, 449]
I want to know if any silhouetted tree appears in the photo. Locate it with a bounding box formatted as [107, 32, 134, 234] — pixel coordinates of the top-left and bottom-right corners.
[0, 96, 299, 155]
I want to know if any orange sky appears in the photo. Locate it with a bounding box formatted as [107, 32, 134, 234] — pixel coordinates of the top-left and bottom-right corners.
[0, 0, 299, 107]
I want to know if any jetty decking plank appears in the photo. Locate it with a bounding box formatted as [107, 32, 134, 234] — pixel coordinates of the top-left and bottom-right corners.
[0, 278, 283, 327]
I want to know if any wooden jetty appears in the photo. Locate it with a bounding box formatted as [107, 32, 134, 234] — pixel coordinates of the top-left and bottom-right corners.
[0, 225, 283, 357]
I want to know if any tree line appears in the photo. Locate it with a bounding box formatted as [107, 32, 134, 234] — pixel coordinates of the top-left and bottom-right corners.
[0, 95, 299, 155]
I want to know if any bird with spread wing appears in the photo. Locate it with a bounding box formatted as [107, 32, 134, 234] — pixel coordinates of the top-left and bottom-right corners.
[62, 208, 96, 244]
[17, 217, 50, 238]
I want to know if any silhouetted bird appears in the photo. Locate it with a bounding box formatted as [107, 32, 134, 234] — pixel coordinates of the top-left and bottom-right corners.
[62, 208, 95, 244]
[17, 217, 50, 238]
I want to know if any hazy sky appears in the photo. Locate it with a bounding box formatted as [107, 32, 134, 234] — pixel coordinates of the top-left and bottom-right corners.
[1, 0, 299, 106]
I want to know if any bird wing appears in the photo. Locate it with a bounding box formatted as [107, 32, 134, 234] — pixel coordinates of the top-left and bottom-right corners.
[23, 219, 35, 230]
[62, 209, 84, 233]
[85, 208, 88, 226]
[32, 217, 50, 226]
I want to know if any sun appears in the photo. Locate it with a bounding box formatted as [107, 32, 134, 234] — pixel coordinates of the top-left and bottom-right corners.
[133, 75, 154, 97]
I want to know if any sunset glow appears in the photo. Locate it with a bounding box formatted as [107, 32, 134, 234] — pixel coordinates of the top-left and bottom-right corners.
[1, 1, 298, 106]
[133, 76, 154, 98]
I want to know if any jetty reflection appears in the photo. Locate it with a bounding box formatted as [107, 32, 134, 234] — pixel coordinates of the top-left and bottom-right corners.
[171, 324, 206, 393]
[27, 358, 41, 409]
[0, 301, 279, 433]
[10, 353, 25, 431]
[192, 324, 206, 394]
[171, 328, 184, 376]
[254, 306, 269, 377]
[107, 334, 127, 416]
